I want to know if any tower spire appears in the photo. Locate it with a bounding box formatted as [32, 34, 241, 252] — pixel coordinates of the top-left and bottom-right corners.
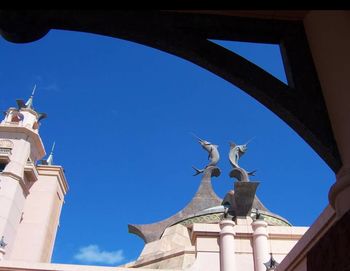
[31, 84, 37, 96]
[46, 141, 55, 165]
[24, 84, 36, 109]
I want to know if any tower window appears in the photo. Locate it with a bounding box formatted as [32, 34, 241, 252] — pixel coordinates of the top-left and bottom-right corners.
[0, 162, 7, 172]
[11, 112, 24, 123]
[11, 115, 20, 122]
[32, 121, 39, 130]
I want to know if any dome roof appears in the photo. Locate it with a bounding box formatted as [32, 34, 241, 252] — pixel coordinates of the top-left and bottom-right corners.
[175, 195, 292, 227]
[176, 207, 291, 227]
[129, 167, 292, 244]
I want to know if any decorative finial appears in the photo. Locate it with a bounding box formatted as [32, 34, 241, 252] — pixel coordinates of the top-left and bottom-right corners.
[14, 85, 48, 123]
[191, 133, 220, 176]
[32, 84, 37, 96]
[264, 253, 279, 270]
[228, 139, 256, 182]
[46, 141, 55, 165]
[255, 208, 263, 220]
[223, 206, 229, 219]
[255, 209, 262, 220]
[0, 236, 7, 249]
[24, 84, 37, 109]
[51, 141, 56, 153]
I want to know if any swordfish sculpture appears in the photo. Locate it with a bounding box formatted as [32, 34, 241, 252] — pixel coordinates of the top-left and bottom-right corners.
[229, 142, 248, 169]
[191, 133, 220, 176]
[228, 139, 256, 182]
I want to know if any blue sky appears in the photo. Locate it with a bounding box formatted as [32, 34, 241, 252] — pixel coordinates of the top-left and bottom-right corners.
[0, 30, 335, 266]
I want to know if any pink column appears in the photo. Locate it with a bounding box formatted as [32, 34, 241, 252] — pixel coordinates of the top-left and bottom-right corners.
[0, 248, 4, 261]
[304, 11, 350, 219]
[330, 168, 350, 219]
[219, 219, 236, 271]
[252, 219, 269, 271]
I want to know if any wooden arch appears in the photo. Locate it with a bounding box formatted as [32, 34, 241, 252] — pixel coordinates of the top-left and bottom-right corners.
[0, 10, 340, 171]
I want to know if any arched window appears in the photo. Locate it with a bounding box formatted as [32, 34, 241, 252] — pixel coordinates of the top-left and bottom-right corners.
[32, 121, 39, 130]
[0, 161, 7, 172]
[10, 112, 24, 123]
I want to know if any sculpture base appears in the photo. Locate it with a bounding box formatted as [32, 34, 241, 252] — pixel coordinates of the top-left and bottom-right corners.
[206, 166, 221, 177]
[229, 168, 249, 182]
[222, 181, 260, 217]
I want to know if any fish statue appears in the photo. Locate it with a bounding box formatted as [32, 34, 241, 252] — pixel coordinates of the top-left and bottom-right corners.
[228, 139, 256, 181]
[229, 142, 248, 169]
[191, 133, 220, 176]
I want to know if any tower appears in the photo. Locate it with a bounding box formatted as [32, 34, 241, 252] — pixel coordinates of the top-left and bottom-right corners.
[0, 88, 68, 262]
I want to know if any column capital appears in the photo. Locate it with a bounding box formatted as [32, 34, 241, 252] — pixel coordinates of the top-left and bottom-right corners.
[252, 219, 268, 237]
[220, 219, 236, 227]
[252, 219, 268, 227]
[219, 219, 236, 236]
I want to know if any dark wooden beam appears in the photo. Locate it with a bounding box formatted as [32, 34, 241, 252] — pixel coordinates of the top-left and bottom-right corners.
[0, 10, 341, 171]
[280, 23, 341, 171]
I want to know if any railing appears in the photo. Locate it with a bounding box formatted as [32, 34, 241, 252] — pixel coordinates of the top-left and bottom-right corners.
[0, 148, 11, 155]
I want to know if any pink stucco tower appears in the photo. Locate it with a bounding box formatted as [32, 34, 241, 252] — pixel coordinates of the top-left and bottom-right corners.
[0, 88, 68, 262]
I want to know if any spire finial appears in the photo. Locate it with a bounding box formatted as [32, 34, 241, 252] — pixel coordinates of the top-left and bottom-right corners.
[25, 84, 37, 109]
[46, 141, 55, 165]
[31, 84, 37, 96]
[51, 141, 56, 154]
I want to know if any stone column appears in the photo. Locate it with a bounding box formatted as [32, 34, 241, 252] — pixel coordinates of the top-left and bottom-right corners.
[329, 168, 350, 219]
[252, 219, 269, 271]
[0, 139, 30, 259]
[0, 248, 5, 261]
[10, 165, 68, 263]
[0, 236, 7, 261]
[219, 219, 236, 271]
[304, 11, 350, 219]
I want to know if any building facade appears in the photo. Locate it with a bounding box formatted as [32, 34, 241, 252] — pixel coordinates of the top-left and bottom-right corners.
[0, 96, 307, 270]
[0, 93, 68, 263]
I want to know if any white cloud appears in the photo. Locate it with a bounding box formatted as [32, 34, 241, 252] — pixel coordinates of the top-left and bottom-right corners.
[74, 245, 125, 265]
[41, 83, 60, 92]
[34, 75, 43, 82]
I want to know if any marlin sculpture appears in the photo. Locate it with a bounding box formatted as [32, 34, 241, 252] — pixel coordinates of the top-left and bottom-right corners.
[228, 138, 256, 181]
[191, 133, 220, 176]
